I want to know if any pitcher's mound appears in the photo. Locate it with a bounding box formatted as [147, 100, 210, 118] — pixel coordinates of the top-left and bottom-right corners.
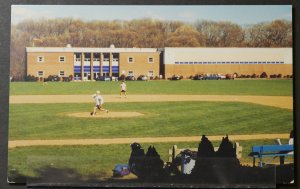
[67, 111, 144, 118]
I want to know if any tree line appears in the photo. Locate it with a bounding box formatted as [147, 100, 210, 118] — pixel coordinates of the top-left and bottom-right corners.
[10, 18, 292, 80]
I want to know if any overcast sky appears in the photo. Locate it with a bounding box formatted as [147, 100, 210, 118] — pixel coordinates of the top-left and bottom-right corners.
[11, 5, 292, 26]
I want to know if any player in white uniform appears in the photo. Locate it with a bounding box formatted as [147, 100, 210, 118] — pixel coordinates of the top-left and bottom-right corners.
[120, 81, 127, 98]
[90, 90, 108, 116]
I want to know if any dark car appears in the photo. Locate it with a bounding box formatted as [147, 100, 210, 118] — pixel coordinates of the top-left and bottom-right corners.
[225, 74, 234, 80]
[171, 75, 181, 80]
[193, 74, 203, 80]
[137, 75, 148, 81]
[203, 74, 224, 80]
[125, 76, 136, 81]
[101, 76, 111, 81]
[46, 75, 60, 82]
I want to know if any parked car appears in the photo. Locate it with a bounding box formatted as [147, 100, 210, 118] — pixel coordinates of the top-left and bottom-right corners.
[225, 74, 234, 80]
[101, 76, 111, 81]
[193, 74, 203, 80]
[111, 76, 118, 81]
[125, 76, 136, 81]
[218, 74, 226, 80]
[137, 75, 148, 81]
[46, 75, 60, 82]
[203, 74, 223, 80]
[171, 75, 181, 80]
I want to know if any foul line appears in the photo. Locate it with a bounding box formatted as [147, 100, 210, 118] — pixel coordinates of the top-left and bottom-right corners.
[9, 133, 289, 148]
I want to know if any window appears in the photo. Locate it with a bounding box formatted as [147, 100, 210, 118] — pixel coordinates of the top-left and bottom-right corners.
[59, 71, 65, 77]
[128, 57, 134, 63]
[148, 57, 154, 63]
[37, 71, 44, 77]
[148, 70, 154, 77]
[128, 71, 134, 76]
[37, 56, 44, 63]
[59, 56, 66, 62]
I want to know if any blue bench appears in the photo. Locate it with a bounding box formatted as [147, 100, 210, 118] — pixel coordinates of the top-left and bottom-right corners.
[249, 144, 293, 167]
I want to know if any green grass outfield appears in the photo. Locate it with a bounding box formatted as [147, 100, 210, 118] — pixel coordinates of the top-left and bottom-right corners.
[10, 80, 292, 96]
[8, 139, 292, 179]
[9, 101, 293, 140]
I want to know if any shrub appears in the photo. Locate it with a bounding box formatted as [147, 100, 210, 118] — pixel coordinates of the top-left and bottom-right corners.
[233, 73, 238, 78]
[119, 74, 126, 81]
[25, 74, 38, 82]
[62, 77, 71, 82]
[45, 75, 60, 82]
[277, 74, 282, 78]
[260, 72, 268, 78]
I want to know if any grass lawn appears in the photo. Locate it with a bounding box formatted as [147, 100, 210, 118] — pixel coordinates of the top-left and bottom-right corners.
[10, 80, 292, 96]
[9, 101, 293, 140]
[8, 139, 292, 180]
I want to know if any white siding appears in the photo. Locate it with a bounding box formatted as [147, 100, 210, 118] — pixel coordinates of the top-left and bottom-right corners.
[164, 48, 293, 65]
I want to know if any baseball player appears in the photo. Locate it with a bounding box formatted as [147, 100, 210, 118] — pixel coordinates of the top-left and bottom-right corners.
[90, 90, 108, 116]
[120, 81, 127, 98]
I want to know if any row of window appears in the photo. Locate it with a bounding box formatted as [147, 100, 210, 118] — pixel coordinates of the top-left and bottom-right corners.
[36, 56, 155, 63]
[128, 57, 154, 63]
[127, 70, 154, 77]
[37, 56, 66, 63]
[37, 71, 65, 77]
[36, 70, 155, 77]
[174, 61, 284, 65]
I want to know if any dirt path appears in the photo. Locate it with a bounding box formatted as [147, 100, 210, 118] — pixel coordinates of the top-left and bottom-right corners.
[8, 133, 289, 148]
[67, 111, 144, 118]
[10, 94, 293, 109]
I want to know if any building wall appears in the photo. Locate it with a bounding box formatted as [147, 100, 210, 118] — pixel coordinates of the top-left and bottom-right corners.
[26, 47, 293, 80]
[164, 64, 292, 78]
[27, 52, 74, 77]
[119, 52, 160, 78]
[164, 48, 293, 78]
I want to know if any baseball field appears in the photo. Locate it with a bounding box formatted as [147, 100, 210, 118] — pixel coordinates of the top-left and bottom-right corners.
[8, 79, 293, 182]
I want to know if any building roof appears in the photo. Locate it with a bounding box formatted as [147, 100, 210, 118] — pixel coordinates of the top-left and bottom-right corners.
[26, 47, 159, 53]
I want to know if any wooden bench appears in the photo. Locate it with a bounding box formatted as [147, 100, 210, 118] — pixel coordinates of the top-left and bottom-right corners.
[168, 142, 242, 162]
[249, 144, 294, 167]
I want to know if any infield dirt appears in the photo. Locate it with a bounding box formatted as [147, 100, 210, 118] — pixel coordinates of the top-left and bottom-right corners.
[66, 111, 144, 118]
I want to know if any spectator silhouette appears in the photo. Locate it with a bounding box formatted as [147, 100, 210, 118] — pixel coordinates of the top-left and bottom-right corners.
[191, 135, 216, 180]
[140, 146, 166, 181]
[128, 143, 145, 177]
[129, 143, 166, 181]
[216, 135, 237, 158]
[197, 135, 215, 157]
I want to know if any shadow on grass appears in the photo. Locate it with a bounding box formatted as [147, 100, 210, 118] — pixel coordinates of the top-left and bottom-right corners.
[8, 135, 294, 187]
[127, 135, 294, 186]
